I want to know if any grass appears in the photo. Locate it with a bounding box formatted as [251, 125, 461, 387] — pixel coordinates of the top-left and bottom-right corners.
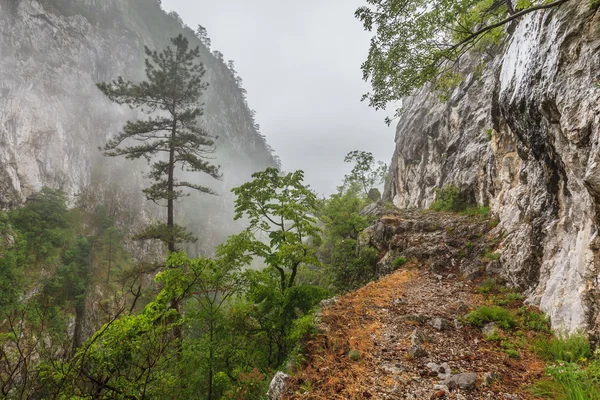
[472, 279, 600, 399]
[467, 305, 516, 329]
[531, 334, 600, 400]
[485, 330, 501, 342]
[520, 307, 551, 333]
[504, 349, 520, 358]
[484, 128, 493, 141]
[463, 206, 491, 219]
[533, 334, 591, 363]
[430, 185, 466, 212]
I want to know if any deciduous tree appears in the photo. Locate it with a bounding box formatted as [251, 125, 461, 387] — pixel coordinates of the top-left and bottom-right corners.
[231, 168, 321, 293]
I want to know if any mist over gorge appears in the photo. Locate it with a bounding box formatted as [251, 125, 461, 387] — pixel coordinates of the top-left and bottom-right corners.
[0, 0, 277, 255]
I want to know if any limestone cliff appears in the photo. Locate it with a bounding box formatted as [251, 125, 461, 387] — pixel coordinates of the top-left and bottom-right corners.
[0, 0, 277, 253]
[384, 1, 600, 333]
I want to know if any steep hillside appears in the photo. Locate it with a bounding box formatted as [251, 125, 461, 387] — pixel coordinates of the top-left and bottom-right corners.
[0, 0, 277, 253]
[384, 1, 600, 333]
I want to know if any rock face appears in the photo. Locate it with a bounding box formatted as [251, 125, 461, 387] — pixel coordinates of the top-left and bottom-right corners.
[0, 0, 276, 253]
[384, 1, 600, 333]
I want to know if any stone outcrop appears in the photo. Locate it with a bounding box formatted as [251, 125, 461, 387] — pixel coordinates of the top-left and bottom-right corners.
[384, 1, 600, 333]
[359, 208, 497, 278]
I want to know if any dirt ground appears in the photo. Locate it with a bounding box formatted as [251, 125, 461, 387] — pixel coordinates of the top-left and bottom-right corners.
[284, 265, 546, 399]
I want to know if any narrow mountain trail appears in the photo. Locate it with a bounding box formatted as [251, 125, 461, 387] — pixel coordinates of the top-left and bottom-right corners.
[284, 264, 546, 399]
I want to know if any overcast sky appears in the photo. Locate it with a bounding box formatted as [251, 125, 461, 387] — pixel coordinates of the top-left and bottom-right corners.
[162, 0, 395, 196]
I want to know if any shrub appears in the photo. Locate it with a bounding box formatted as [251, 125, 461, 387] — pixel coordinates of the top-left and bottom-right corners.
[348, 350, 361, 361]
[520, 307, 551, 333]
[478, 278, 496, 294]
[483, 251, 500, 261]
[430, 185, 466, 212]
[393, 256, 407, 268]
[463, 206, 491, 219]
[504, 349, 520, 358]
[467, 306, 515, 329]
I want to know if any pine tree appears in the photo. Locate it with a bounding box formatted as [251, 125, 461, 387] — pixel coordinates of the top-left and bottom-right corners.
[97, 34, 221, 253]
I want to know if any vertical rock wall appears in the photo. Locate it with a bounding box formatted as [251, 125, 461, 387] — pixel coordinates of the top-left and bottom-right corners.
[384, 1, 600, 333]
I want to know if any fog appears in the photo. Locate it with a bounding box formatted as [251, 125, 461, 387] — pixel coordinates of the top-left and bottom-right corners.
[161, 0, 395, 196]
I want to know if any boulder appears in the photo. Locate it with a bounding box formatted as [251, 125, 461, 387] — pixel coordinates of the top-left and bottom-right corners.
[443, 373, 478, 391]
[267, 371, 289, 400]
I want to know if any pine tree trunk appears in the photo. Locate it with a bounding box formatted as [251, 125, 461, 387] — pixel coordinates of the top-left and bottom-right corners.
[167, 118, 176, 254]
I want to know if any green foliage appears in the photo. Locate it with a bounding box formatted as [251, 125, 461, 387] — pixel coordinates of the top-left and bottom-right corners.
[478, 278, 496, 294]
[463, 206, 491, 219]
[484, 251, 501, 260]
[534, 334, 591, 364]
[231, 168, 322, 292]
[530, 332, 600, 399]
[349, 350, 361, 361]
[44, 236, 91, 312]
[467, 306, 515, 329]
[10, 187, 71, 266]
[504, 348, 520, 358]
[533, 361, 600, 400]
[355, 0, 566, 114]
[98, 34, 221, 251]
[318, 184, 378, 291]
[0, 213, 25, 310]
[430, 185, 467, 212]
[485, 129, 494, 141]
[519, 307, 551, 333]
[342, 151, 387, 197]
[485, 330, 501, 342]
[393, 256, 407, 268]
[47, 265, 189, 399]
[433, 69, 464, 102]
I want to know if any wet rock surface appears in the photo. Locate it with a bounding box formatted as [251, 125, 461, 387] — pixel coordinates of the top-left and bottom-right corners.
[383, 2, 600, 333]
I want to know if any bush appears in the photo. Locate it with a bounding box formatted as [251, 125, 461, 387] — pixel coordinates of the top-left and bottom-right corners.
[430, 185, 467, 212]
[520, 307, 551, 333]
[478, 278, 496, 294]
[467, 306, 515, 329]
[393, 256, 407, 268]
[348, 350, 361, 361]
[483, 251, 500, 261]
[504, 349, 520, 358]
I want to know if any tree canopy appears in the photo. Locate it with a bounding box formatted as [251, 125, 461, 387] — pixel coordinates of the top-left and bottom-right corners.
[343, 150, 387, 197]
[231, 168, 321, 292]
[355, 0, 570, 119]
